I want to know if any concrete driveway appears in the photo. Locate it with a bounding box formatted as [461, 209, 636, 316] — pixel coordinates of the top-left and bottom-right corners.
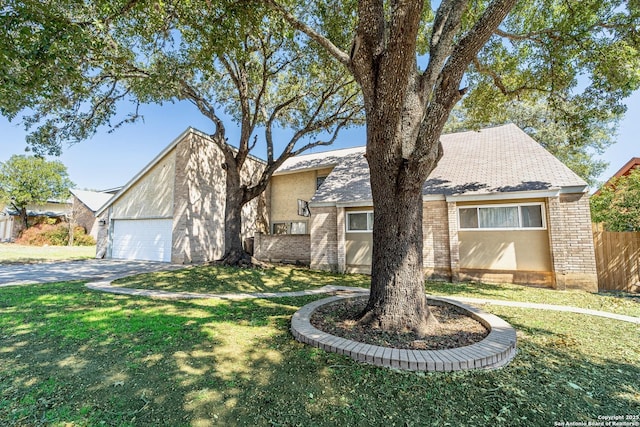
[0, 259, 180, 287]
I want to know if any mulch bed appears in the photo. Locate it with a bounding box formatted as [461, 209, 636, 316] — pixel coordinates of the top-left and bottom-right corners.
[310, 297, 488, 350]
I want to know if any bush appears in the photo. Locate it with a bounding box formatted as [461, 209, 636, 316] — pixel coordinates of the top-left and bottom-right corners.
[72, 226, 96, 246]
[17, 223, 96, 246]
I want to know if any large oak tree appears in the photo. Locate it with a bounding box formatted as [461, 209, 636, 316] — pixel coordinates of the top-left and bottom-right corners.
[0, 1, 361, 264]
[269, 0, 640, 334]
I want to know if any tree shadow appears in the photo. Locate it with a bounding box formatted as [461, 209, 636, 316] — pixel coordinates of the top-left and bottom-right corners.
[1, 282, 638, 426]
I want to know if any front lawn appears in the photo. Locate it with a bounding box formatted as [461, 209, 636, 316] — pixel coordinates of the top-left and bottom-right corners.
[0, 269, 638, 426]
[115, 265, 640, 318]
[0, 243, 96, 264]
[112, 265, 370, 294]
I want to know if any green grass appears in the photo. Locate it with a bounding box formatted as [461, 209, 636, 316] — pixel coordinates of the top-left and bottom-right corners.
[113, 265, 370, 294]
[115, 265, 640, 318]
[1, 269, 639, 426]
[0, 243, 96, 263]
[426, 280, 640, 318]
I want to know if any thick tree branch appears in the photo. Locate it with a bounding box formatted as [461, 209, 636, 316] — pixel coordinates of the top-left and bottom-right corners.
[410, 0, 518, 166]
[264, 0, 351, 66]
[421, 0, 469, 100]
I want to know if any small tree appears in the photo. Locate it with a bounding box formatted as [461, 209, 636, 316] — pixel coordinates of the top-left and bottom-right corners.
[591, 168, 640, 232]
[0, 155, 74, 231]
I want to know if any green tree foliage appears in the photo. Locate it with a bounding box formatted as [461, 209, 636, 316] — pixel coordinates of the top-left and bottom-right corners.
[591, 168, 640, 231]
[0, 155, 74, 229]
[0, 0, 361, 263]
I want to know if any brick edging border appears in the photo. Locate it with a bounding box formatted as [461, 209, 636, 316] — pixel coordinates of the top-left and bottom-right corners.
[291, 295, 517, 372]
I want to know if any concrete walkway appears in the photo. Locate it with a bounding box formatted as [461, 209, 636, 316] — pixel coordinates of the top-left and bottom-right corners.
[0, 259, 181, 287]
[84, 281, 640, 325]
[441, 295, 640, 325]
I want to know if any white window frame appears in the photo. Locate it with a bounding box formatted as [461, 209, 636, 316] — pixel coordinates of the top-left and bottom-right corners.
[346, 211, 374, 233]
[457, 202, 546, 231]
[271, 221, 308, 235]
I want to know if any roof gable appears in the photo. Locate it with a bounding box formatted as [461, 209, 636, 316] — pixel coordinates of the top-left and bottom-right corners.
[70, 189, 114, 212]
[311, 124, 587, 205]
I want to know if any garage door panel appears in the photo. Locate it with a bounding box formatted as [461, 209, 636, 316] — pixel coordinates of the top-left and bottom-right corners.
[111, 219, 172, 262]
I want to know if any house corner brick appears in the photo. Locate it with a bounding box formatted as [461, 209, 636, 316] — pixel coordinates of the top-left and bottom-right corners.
[547, 194, 598, 291]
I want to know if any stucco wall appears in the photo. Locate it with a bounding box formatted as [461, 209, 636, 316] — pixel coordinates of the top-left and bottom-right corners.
[459, 230, 552, 271]
[345, 232, 373, 268]
[270, 167, 332, 227]
[111, 152, 175, 219]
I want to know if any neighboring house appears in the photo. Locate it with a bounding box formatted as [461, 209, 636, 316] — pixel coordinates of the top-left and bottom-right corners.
[593, 157, 640, 197]
[96, 124, 598, 292]
[96, 128, 265, 263]
[0, 199, 72, 241]
[70, 189, 117, 240]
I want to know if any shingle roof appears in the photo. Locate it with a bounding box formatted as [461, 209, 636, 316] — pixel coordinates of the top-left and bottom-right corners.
[309, 124, 587, 205]
[275, 146, 365, 174]
[70, 189, 114, 212]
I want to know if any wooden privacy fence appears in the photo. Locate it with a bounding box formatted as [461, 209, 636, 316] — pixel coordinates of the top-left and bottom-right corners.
[593, 231, 640, 292]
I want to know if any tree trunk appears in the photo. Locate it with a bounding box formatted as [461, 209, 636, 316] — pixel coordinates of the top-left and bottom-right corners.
[20, 207, 28, 231]
[218, 156, 252, 266]
[357, 124, 439, 336]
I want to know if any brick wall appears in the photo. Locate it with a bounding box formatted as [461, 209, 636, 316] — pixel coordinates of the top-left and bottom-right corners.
[254, 232, 310, 264]
[172, 131, 266, 264]
[72, 197, 98, 239]
[172, 132, 226, 263]
[547, 193, 598, 291]
[447, 201, 460, 281]
[310, 206, 339, 271]
[422, 200, 452, 279]
[95, 210, 109, 258]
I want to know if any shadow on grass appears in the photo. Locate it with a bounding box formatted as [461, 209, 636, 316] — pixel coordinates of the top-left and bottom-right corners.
[113, 265, 371, 294]
[1, 282, 638, 426]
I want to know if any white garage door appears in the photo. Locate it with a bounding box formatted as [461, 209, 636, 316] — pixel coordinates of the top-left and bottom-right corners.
[111, 219, 173, 262]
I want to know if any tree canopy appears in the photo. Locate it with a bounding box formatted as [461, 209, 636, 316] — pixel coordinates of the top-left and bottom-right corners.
[591, 167, 640, 231]
[0, 0, 361, 263]
[0, 155, 74, 229]
[2, 0, 640, 333]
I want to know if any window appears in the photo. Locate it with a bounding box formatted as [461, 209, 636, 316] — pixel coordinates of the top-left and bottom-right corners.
[316, 176, 327, 190]
[272, 221, 307, 235]
[346, 211, 374, 232]
[458, 203, 545, 230]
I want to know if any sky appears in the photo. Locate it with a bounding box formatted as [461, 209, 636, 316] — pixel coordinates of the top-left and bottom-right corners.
[1, 90, 638, 192]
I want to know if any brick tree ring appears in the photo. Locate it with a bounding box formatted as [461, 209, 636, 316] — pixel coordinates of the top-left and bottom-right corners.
[291, 294, 517, 372]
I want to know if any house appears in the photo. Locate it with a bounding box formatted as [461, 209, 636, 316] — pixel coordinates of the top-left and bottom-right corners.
[69, 189, 117, 240]
[0, 198, 72, 241]
[96, 124, 598, 291]
[95, 128, 265, 263]
[593, 157, 640, 197]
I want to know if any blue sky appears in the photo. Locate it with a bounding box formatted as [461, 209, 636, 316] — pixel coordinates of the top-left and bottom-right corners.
[1, 90, 638, 191]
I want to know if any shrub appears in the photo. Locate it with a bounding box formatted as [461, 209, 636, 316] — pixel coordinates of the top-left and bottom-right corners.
[72, 226, 96, 246]
[17, 223, 95, 246]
